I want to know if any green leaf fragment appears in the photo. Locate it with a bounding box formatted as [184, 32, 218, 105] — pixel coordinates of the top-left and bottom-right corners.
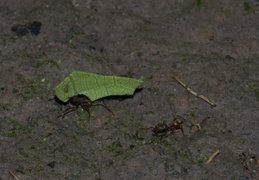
[55, 71, 143, 102]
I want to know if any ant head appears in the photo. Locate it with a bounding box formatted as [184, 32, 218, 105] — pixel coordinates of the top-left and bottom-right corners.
[174, 118, 183, 124]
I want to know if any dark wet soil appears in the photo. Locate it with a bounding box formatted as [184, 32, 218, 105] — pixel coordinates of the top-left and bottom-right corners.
[0, 0, 259, 179]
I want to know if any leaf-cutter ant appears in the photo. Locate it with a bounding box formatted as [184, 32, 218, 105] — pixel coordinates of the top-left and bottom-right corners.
[57, 95, 114, 118]
[152, 100, 186, 140]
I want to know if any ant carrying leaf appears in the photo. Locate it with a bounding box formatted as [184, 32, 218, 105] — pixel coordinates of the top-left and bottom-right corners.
[54, 71, 143, 118]
[57, 95, 114, 118]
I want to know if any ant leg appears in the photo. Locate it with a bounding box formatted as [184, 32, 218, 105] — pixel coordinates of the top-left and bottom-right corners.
[57, 106, 78, 118]
[180, 125, 185, 136]
[95, 101, 115, 116]
[169, 130, 178, 141]
[175, 116, 185, 136]
[84, 108, 91, 119]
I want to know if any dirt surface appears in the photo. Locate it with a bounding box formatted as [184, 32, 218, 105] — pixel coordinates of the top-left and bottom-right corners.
[1, 0, 259, 179]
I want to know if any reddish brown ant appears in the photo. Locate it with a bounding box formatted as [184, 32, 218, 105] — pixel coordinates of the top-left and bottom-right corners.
[57, 95, 114, 118]
[152, 100, 185, 141]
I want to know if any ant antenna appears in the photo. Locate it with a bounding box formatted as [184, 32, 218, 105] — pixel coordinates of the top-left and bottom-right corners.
[167, 99, 176, 118]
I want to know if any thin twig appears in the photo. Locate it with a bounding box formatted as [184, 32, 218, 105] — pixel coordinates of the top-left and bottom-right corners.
[205, 150, 220, 164]
[9, 170, 19, 180]
[173, 76, 216, 107]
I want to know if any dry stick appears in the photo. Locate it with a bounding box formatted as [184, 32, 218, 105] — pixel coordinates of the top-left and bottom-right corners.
[9, 170, 20, 180]
[173, 77, 216, 107]
[205, 150, 220, 164]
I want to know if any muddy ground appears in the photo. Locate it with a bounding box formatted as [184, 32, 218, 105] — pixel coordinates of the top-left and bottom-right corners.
[0, 0, 259, 179]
